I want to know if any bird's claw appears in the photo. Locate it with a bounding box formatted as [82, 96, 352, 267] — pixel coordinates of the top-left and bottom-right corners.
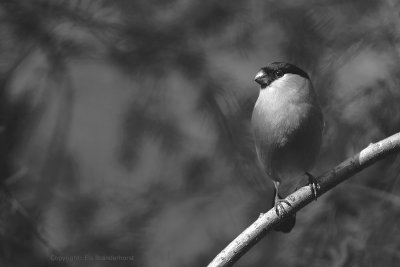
[306, 172, 320, 200]
[274, 199, 292, 218]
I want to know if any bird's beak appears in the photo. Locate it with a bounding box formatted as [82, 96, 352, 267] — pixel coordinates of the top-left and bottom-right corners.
[254, 69, 267, 86]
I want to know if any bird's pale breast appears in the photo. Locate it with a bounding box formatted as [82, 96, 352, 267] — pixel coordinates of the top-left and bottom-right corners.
[252, 75, 323, 191]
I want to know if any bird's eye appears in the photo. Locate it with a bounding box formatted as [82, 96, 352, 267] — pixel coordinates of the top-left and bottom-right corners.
[275, 70, 283, 77]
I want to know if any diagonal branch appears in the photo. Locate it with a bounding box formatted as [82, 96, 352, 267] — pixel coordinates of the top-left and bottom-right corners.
[208, 132, 400, 267]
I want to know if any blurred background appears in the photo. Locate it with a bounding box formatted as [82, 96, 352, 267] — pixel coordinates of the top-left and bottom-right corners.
[1, 0, 400, 266]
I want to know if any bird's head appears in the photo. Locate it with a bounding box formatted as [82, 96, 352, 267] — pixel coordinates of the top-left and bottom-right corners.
[254, 62, 309, 88]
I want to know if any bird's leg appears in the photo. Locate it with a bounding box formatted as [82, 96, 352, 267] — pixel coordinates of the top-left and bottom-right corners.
[305, 172, 320, 200]
[272, 181, 291, 217]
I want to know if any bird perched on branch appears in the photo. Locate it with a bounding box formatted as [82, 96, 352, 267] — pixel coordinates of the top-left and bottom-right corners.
[251, 62, 323, 233]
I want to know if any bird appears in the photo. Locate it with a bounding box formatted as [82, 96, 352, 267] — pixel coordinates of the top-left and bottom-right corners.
[251, 62, 324, 233]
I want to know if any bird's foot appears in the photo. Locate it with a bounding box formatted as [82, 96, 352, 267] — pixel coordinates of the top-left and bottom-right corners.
[306, 172, 320, 200]
[274, 199, 292, 218]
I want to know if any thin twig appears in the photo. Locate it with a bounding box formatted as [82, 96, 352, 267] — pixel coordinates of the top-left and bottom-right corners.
[208, 132, 400, 267]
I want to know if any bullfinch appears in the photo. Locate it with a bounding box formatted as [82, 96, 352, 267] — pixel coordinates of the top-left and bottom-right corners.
[251, 62, 323, 233]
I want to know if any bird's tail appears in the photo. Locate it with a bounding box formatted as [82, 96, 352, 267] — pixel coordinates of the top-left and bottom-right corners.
[271, 188, 296, 233]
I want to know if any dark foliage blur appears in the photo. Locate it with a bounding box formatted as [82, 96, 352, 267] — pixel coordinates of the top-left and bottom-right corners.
[1, 0, 400, 266]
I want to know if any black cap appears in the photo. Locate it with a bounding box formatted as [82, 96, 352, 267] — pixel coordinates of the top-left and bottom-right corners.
[255, 62, 309, 87]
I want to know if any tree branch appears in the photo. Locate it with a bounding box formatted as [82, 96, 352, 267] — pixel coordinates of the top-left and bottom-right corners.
[208, 132, 400, 267]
